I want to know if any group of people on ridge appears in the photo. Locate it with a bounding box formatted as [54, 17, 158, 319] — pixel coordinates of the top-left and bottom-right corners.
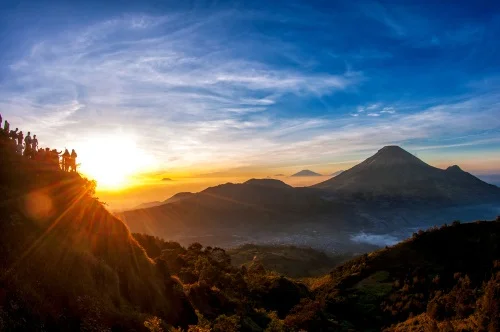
[0, 113, 78, 172]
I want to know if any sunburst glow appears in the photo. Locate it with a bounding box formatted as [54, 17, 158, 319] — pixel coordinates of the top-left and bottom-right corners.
[76, 135, 155, 190]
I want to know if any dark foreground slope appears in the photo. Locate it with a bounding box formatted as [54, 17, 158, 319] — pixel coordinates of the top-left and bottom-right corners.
[134, 220, 500, 331]
[292, 220, 500, 331]
[0, 140, 197, 330]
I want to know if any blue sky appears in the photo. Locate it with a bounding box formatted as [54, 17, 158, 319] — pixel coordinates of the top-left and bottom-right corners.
[1, 0, 500, 179]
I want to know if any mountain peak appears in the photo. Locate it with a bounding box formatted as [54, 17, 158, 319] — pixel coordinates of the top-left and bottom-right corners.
[291, 170, 322, 177]
[368, 145, 426, 167]
[379, 145, 405, 151]
[446, 165, 463, 172]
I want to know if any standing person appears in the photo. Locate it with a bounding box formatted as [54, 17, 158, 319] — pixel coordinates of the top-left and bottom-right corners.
[32, 135, 38, 154]
[70, 149, 78, 172]
[24, 132, 32, 158]
[62, 149, 70, 172]
[4, 120, 9, 133]
[10, 128, 18, 140]
[25, 132, 32, 146]
[17, 131, 23, 146]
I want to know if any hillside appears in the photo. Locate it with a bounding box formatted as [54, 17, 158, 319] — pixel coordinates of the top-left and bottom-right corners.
[118, 179, 357, 247]
[290, 219, 500, 331]
[313, 146, 500, 204]
[0, 136, 197, 330]
[134, 220, 500, 331]
[228, 244, 354, 278]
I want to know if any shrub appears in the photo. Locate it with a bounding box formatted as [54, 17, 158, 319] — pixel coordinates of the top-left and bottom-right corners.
[212, 315, 240, 332]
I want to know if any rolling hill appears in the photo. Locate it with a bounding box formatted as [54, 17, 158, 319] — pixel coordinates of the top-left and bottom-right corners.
[117, 178, 358, 247]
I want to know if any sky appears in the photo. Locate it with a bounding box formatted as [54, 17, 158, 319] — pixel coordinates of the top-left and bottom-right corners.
[1, 0, 500, 207]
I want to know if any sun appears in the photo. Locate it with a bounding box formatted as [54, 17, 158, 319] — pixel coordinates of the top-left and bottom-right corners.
[76, 135, 154, 190]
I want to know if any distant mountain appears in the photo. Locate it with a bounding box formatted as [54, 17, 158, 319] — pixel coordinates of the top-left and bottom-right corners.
[134, 200, 165, 209]
[313, 145, 500, 203]
[331, 170, 344, 177]
[244, 178, 292, 189]
[118, 179, 357, 247]
[165, 192, 194, 203]
[291, 169, 322, 177]
[119, 147, 500, 248]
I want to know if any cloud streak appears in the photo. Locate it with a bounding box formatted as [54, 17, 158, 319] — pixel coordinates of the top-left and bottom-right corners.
[0, 6, 499, 179]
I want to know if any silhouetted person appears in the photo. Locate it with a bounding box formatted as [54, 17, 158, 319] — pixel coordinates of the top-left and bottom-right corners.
[25, 131, 32, 146]
[32, 135, 38, 152]
[17, 131, 23, 145]
[70, 149, 78, 172]
[24, 132, 32, 158]
[3, 120, 9, 133]
[10, 128, 18, 140]
[62, 149, 70, 172]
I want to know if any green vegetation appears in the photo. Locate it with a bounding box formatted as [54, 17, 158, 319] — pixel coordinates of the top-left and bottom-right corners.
[227, 244, 353, 278]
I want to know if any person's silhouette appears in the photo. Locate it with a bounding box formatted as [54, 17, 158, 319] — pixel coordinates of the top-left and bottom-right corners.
[62, 149, 70, 172]
[32, 135, 38, 152]
[17, 131, 23, 145]
[10, 128, 18, 140]
[70, 149, 78, 172]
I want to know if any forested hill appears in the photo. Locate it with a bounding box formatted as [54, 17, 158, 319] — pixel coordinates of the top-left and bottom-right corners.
[0, 135, 197, 330]
[133, 220, 500, 331]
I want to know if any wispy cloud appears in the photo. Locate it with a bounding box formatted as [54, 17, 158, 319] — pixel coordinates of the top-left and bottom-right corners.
[0, 7, 499, 178]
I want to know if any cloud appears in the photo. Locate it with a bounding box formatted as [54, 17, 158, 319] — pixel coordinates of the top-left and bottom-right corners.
[380, 107, 396, 114]
[0, 14, 363, 162]
[1, 10, 500, 178]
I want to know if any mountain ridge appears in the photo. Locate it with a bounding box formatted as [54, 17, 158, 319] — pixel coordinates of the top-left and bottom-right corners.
[313, 145, 500, 203]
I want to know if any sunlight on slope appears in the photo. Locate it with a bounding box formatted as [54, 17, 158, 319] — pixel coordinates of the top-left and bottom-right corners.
[77, 135, 156, 190]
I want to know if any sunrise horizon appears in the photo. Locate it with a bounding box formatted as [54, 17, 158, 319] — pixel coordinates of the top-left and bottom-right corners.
[2, 0, 500, 207]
